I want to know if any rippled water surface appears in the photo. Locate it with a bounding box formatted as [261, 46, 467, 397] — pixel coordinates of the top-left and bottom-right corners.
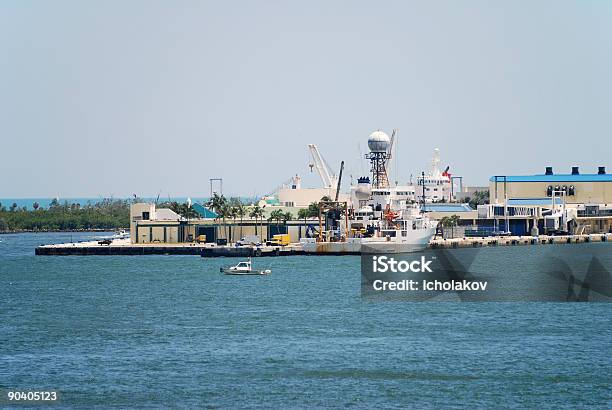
[1, 233, 611, 408]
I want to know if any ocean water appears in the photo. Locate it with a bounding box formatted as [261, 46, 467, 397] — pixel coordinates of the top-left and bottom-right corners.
[1, 233, 611, 408]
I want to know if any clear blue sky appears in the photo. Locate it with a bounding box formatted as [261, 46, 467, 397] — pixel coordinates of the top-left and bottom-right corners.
[1, 0, 611, 198]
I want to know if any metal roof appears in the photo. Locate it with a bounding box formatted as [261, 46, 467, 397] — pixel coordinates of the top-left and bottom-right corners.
[489, 174, 612, 182]
[422, 203, 474, 212]
[192, 203, 218, 219]
[506, 198, 562, 206]
[155, 208, 182, 220]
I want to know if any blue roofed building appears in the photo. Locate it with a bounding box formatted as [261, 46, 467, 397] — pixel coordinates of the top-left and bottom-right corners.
[489, 166, 612, 205]
[481, 166, 612, 236]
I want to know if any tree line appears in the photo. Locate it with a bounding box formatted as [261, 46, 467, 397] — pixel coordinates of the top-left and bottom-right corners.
[0, 199, 130, 232]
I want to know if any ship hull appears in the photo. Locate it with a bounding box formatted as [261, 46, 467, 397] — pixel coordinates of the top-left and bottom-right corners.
[301, 227, 436, 254]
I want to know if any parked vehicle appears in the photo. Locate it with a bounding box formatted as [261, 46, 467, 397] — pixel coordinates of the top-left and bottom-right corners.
[236, 235, 262, 246]
[267, 234, 290, 247]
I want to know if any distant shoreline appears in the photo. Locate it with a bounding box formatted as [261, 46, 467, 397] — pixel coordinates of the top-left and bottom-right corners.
[0, 228, 126, 235]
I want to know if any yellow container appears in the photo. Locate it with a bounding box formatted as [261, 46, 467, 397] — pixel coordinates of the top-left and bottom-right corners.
[270, 234, 290, 246]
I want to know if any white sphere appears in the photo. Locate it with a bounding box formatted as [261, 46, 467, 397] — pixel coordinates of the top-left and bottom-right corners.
[368, 130, 390, 152]
[355, 185, 371, 200]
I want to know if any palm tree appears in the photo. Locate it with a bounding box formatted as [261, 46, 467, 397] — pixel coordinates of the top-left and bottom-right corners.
[169, 201, 181, 215]
[439, 215, 460, 238]
[249, 205, 262, 231]
[227, 198, 242, 242]
[217, 203, 231, 241]
[206, 193, 227, 217]
[249, 205, 264, 240]
[32, 202, 40, 210]
[234, 200, 246, 239]
[268, 209, 284, 235]
[298, 208, 309, 224]
[181, 203, 198, 219]
[297, 208, 310, 239]
[207, 194, 229, 241]
[307, 202, 319, 218]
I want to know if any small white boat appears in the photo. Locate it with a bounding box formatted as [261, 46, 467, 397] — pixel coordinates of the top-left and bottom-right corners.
[220, 257, 271, 275]
[112, 229, 130, 239]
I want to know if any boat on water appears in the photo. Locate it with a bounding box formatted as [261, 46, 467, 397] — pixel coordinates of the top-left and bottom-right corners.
[220, 257, 271, 275]
[112, 229, 130, 239]
[301, 203, 437, 254]
[301, 130, 438, 254]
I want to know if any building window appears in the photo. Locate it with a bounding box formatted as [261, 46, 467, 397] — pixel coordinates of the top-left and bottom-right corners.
[142, 211, 150, 220]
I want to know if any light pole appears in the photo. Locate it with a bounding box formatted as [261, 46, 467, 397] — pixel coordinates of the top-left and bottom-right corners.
[421, 171, 426, 214]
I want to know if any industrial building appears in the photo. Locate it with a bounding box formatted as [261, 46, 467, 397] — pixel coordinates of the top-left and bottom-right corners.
[490, 166, 612, 205]
[482, 166, 612, 235]
[130, 202, 321, 245]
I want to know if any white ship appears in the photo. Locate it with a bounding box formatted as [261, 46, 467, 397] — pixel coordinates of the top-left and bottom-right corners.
[301, 130, 438, 254]
[300, 205, 437, 254]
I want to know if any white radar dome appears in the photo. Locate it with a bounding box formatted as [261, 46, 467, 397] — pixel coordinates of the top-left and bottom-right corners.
[354, 185, 372, 200]
[367, 130, 390, 152]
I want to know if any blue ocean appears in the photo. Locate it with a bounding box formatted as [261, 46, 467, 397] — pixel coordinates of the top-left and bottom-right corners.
[1, 232, 610, 407]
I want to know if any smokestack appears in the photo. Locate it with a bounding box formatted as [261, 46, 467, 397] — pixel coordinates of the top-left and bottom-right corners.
[598, 166, 606, 175]
[571, 166, 579, 175]
[545, 167, 553, 175]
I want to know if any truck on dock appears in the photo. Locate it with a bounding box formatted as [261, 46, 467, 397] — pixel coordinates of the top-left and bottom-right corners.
[236, 235, 262, 246]
[267, 234, 290, 247]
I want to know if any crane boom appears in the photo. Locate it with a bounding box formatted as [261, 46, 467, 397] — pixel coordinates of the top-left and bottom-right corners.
[335, 161, 344, 201]
[385, 129, 396, 167]
[385, 129, 397, 184]
[308, 144, 337, 188]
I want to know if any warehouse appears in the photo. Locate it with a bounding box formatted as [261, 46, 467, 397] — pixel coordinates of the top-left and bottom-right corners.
[489, 166, 612, 205]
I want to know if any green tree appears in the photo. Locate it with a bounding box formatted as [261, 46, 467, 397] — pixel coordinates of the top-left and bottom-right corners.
[307, 202, 320, 218]
[233, 200, 246, 239]
[268, 209, 285, 230]
[249, 205, 264, 237]
[206, 193, 227, 217]
[169, 201, 181, 215]
[297, 208, 310, 224]
[297, 208, 310, 238]
[180, 203, 198, 219]
[0, 198, 129, 231]
[32, 202, 40, 210]
[206, 193, 229, 240]
[468, 191, 489, 209]
[226, 198, 242, 242]
[167, 201, 198, 219]
[438, 215, 460, 238]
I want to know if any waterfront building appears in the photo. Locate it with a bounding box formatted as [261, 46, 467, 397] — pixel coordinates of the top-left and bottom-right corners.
[129, 203, 320, 245]
[483, 167, 612, 235]
[489, 166, 612, 205]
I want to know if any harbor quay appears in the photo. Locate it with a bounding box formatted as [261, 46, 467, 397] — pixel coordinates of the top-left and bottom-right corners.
[32, 136, 612, 256]
[34, 233, 612, 256]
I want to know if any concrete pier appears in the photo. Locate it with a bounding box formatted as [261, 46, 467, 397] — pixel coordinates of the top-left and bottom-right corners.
[35, 233, 612, 256]
[35, 238, 305, 256]
[429, 233, 611, 249]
